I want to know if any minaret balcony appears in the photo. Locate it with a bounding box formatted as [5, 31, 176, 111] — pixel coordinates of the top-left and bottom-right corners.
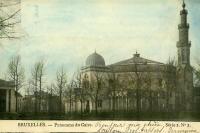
[176, 41, 191, 47]
[180, 9, 188, 15]
[178, 24, 189, 29]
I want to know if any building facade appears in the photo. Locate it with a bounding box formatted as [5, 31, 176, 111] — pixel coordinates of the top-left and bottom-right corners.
[0, 79, 16, 113]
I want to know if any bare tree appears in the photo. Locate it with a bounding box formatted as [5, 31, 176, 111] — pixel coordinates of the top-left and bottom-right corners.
[129, 61, 142, 119]
[143, 70, 152, 112]
[92, 71, 104, 115]
[68, 79, 78, 114]
[7, 54, 24, 112]
[193, 63, 200, 111]
[68, 82, 73, 114]
[73, 71, 83, 115]
[66, 80, 78, 115]
[47, 83, 56, 114]
[31, 61, 39, 113]
[55, 66, 67, 114]
[163, 57, 177, 112]
[69, 70, 84, 116]
[22, 80, 33, 113]
[194, 64, 200, 87]
[107, 71, 119, 117]
[0, 0, 21, 39]
[38, 60, 45, 112]
[82, 73, 91, 113]
[31, 60, 45, 113]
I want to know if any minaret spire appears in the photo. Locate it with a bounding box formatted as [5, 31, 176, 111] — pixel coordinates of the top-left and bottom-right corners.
[182, 0, 186, 9]
[133, 50, 140, 57]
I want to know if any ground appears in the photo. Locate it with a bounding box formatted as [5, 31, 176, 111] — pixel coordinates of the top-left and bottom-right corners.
[0, 111, 200, 121]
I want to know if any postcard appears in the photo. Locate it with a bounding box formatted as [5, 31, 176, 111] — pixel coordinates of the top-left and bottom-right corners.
[0, 0, 200, 132]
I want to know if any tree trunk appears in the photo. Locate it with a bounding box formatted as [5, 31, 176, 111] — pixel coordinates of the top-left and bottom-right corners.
[80, 99, 83, 118]
[75, 95, 77, 113]
[34, 93, 38, 114]
[149, 90, 152, 112]
[48, 93, 52, 114]
[135, 76, 141, 120]
[39, 77, 42, 112]
[69, 90, 72, 115]
[34, 76, 38, 114]
[15, 92, 18, 112]
[59, 90, 62, 114]
[136, 87, 141, 119]
[113, 95, 115, 112]
[112, 83, 116, 118]
[16, 68, 19, 112]
[95, 95, 98, 116]
[126, 96, 129, 112]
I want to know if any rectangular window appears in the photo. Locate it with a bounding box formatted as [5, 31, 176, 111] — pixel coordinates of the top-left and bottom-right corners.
[97, 100, 102, 108]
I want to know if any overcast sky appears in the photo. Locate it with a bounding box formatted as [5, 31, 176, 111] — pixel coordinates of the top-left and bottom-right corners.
[0, 0, 200, 84]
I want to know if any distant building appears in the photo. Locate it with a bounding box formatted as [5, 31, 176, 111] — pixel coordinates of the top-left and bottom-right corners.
[22, 92, 66, 113]
[21, 95, 35, 113]
[16, 92, 23, 112]
[66, 2, 195, 113]
[22, 91, 49, 113]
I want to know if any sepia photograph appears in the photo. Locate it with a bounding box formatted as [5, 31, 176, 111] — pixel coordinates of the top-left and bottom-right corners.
[0, 0, 200, 132]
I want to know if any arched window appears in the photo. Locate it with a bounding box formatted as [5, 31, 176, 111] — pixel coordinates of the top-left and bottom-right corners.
[84, 74, 88, 79]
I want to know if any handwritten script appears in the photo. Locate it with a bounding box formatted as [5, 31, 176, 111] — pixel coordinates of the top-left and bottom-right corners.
[95, 121, 198, 133]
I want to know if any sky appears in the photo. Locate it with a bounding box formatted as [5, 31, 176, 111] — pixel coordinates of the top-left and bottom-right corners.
[0, 0, 200, 86]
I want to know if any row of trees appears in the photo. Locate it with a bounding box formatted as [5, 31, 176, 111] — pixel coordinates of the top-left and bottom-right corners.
[2, 48, 199, 115]
[3, 58, 199, 116]
[6, 55, 68, 113]
[5, 54, 200, 115]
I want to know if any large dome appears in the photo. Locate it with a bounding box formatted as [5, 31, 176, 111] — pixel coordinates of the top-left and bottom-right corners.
[86, 52, 105, 67]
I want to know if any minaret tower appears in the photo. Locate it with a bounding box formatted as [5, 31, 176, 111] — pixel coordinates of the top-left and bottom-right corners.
[176, 0, 193, 111]
[177, 0, 191, 65]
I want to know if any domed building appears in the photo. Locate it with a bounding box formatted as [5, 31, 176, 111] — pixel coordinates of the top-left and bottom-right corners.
[82, 51, 109, 81]
[66, 2, 194, 113]
[80, 51, 178, 113]
[85, 51, 105, 67]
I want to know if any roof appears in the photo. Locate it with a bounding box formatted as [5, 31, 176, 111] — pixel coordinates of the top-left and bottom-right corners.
[86, 51, 105, 67]
[109, 53, 164, 66]
[0, 79, 15, 89]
